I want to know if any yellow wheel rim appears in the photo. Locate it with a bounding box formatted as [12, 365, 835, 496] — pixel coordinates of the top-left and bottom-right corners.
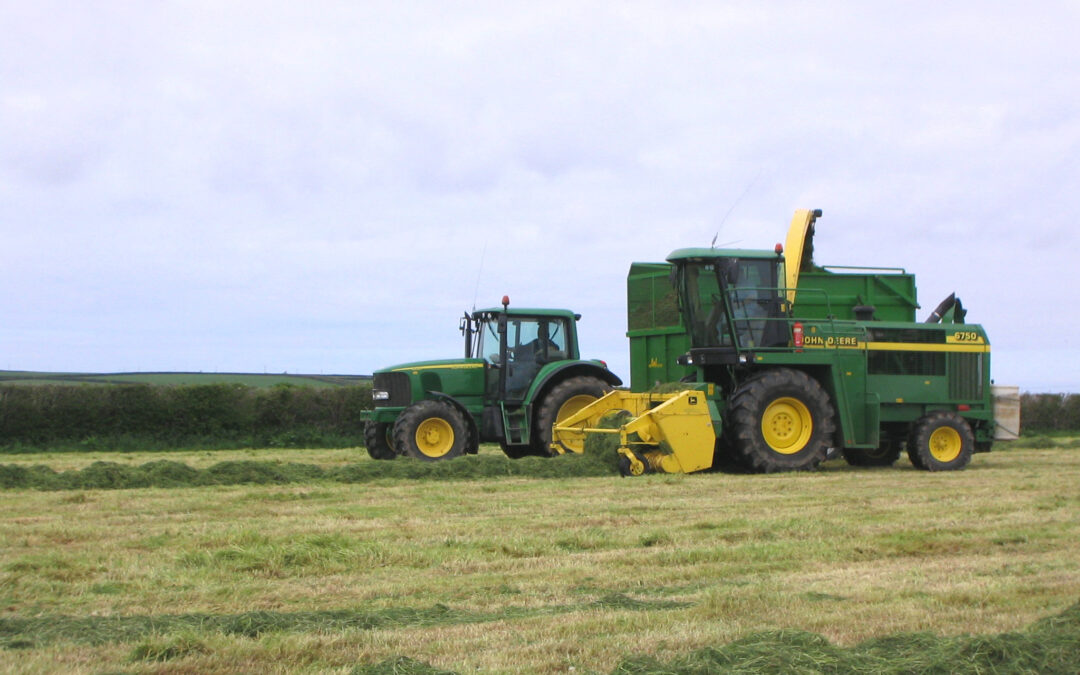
[928, 426, 962, 462]
[553, 394, 598, 453]
[415, 418, 454, 457]
[761, 397, 813, 454]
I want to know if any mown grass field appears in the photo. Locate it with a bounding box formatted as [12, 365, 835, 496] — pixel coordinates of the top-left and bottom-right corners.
[1, 444, 1078, 673]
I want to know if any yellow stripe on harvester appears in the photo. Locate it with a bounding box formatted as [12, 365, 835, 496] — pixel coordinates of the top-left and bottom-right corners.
[803, 341, 990, 353]
[865, 342, 990, 353]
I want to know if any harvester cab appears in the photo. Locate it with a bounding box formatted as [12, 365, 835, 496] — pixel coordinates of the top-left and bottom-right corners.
[674, 246, 789, 357]
[553, 209, 1019, 475]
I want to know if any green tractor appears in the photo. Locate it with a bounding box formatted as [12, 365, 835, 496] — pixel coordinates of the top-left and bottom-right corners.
[362, 297, 621, 461]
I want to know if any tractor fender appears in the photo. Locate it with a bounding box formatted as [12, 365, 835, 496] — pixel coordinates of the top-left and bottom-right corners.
[427, 391, 480, 453]
[525, 360, 622, 407]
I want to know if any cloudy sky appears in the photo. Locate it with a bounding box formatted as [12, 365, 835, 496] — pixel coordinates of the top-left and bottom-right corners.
[2, 2, 1077, 391]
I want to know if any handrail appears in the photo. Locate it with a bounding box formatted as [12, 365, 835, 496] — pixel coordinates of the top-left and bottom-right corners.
[819, 265, 907, 275]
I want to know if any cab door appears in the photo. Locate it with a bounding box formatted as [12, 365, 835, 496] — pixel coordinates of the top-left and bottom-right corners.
[502, 317, 569, 401]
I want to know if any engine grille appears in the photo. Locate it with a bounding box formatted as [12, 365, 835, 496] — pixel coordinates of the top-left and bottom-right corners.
[949, 353, 983, 400]
[373, 372, 412, 407]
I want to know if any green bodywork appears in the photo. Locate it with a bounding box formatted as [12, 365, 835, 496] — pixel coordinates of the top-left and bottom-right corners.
[362, 306, 620, 455]
[627, 244, 996, 452]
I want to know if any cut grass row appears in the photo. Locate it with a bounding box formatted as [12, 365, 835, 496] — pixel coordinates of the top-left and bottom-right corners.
[1, 446, 1078, 672]
[0, 445, 622, 490]
[4, 601, 1078, 674]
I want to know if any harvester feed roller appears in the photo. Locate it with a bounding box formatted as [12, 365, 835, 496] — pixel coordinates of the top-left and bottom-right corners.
[551, 389, 719, 475]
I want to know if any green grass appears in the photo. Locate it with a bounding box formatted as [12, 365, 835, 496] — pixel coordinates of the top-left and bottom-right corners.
[0, 370, 369, 388]
[0, 446, 1078, 673]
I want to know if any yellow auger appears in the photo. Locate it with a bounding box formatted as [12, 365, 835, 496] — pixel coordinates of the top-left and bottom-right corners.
[550, 389, 719, 475]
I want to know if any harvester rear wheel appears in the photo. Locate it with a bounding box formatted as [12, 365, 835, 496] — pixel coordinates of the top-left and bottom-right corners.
[363, 422, 398, 460]
[727, 368, 835, 473]
[842, 441, 902, 467]
[534, 376, 612, 456]
[393, 400, 468, 462]
[907, 411, 973, 471]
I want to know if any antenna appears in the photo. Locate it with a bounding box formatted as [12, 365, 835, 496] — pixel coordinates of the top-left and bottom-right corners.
[471, 242, 488, 312]
[712, 169, 763, 246]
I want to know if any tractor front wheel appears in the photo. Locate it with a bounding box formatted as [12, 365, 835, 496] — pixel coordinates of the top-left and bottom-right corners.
[907, 411, 973, 471]
[534, 376, 612, 456]
[393, 401, 468, 461]
[363, 422, 398, 460]
[727, 368, 835, 473]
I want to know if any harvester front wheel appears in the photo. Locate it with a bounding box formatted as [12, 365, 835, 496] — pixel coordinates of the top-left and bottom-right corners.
[363, 422, 398, 460]
[728, 368, 835, 473]
[393, 401, 468, 462]
[907, 411, 973, 471]
[534, 376, 612, 455]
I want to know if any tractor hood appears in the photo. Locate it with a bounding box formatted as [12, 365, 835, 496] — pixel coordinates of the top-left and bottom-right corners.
[370, 358, 488, 409]
[373, 358, 487, 376]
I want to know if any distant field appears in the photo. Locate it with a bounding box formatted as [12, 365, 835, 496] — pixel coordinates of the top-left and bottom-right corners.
[0, 370, 370, 388]
[1, 445, 1077, 673]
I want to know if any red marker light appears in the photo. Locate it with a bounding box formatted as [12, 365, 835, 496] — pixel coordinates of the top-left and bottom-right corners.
[775, 243, 783, 254]
[957, 404, 971, 411]
[501, 295, 510, 308]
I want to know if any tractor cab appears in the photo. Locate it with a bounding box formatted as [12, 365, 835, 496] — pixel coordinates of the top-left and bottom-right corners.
[462, 298, 579, 402]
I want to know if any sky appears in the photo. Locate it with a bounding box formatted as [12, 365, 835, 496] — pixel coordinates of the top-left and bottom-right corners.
[2, 1, 1078, 391]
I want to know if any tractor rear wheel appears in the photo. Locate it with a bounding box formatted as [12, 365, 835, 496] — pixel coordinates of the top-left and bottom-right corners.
[907, 411, 973, 471]
[363, 422, 397, 460]
[727, 368, 835, 473]
[842, 441, 902, 467]
[534, 376, 612, 456]
[393, 400, 468, 462]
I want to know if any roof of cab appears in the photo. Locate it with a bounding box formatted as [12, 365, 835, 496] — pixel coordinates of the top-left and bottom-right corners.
[666, 247, 782, 262]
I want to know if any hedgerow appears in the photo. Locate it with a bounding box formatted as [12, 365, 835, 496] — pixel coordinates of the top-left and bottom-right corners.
[0, 383, 371, 452]
[1020, 393, 1080, 433]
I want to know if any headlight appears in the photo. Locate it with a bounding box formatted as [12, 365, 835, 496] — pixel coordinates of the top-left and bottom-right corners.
[373, 390, 390, 401]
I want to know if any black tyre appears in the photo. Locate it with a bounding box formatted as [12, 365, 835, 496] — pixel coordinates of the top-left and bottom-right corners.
[905, 427, 926, 470]
[907, 411, 974, 472]
[617, 450, 651, 477]
[727, 368, 836, 473]
[842, 441, 902, 467]
[501, 444, 535, 459]
[392, 400, 468, 462]
[363, 422, 397, 460]
[533, 376, 612, 456]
